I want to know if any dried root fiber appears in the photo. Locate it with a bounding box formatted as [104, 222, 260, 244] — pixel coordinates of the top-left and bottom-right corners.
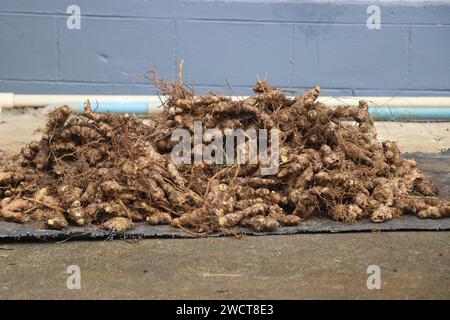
[0, 79, 448, 235]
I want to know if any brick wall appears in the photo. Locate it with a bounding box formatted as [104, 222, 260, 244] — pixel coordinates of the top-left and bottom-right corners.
[0, 0, 449, 96]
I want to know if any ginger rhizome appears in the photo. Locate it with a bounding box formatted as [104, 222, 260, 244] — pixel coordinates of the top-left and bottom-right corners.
[0, 80, 448, 234]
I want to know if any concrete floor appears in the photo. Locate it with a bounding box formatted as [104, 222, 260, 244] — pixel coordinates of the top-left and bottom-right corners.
[0, 108, 449, 299]
[0, 232, 449, 299]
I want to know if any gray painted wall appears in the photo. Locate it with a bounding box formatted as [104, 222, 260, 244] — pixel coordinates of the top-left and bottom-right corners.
[0, 0, 449, 96]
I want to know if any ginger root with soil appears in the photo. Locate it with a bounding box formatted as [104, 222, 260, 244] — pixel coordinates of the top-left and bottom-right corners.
[0, 80, 448, 235]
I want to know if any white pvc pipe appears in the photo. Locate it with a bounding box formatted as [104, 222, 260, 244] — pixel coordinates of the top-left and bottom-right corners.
[1, 93, 450, 113]
[0, 93, 165, 111]
[317, 96, 450, 109]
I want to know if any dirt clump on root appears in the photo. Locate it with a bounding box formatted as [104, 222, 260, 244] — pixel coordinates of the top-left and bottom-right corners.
[0, 80, 449, 235]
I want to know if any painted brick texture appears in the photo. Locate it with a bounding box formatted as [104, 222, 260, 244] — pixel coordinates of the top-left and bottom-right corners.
[0, 0, 449, 96]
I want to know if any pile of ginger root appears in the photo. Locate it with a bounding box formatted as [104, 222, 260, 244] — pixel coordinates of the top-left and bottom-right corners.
[0, 79, 449, 235]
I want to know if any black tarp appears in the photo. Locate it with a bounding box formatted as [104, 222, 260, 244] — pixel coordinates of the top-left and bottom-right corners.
[0, 151, 449, 241]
